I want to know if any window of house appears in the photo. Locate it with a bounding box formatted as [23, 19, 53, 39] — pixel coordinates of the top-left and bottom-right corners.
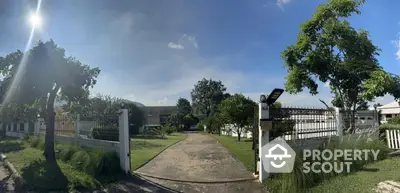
[387, 114, 393, 118]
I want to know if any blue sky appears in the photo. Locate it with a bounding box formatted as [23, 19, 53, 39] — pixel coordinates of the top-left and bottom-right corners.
[0, 0, 398, 107]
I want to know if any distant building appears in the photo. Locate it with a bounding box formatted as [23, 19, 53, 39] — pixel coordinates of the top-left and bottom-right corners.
[140, 106, 178, 132]
[377, 101, 400, 123]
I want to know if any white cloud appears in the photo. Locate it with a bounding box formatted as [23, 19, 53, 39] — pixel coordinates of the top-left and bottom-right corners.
[392, 36, 400, 60]
[167, 42, 184, 49]
[167, 34, 198, 50]
[277, 0, 292, 11]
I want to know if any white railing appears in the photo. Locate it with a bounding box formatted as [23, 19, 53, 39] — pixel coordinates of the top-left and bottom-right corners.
[386, 130, 400, 149]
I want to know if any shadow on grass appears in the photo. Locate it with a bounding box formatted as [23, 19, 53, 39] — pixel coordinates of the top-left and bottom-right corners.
[21, 159, 68, 192]
[0, 141, 24, 153]
[360, 168, 379, 172]
[131, 135, 163, 140]
[131, 141, 164, 150]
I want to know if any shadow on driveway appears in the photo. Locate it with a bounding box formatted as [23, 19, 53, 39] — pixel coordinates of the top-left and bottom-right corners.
[105, 174, 178, 193]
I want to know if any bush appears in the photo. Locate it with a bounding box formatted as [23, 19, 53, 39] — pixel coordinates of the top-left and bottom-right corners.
[266, 136, 390, 193]
[379, 124, 400, 141]
[90, 125, 119, 141]
[55, 144, 122, 179]
[387, 117, 400, 125]
[25, 136, 122, 179]
[196, 123, 204, 131]
[160, 125, 175, 138]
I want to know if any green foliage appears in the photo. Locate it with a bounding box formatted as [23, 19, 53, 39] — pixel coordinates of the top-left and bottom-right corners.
[270, 120, 296, 140]
[160, 125, 175, 138]
[379, 124, 400, 141]
[21, 159, 69, 191]
[387, 117, 400, 125]
[90, 125, 119, 141]
[281, 0, 400, 133]
[266, 136, 389, 193]
[24, 136, 122, 179]
[196, 123, 204, 131]
[0, 40, 101, 161]
[218, 93, 256, 141]
[191, 78, 227, 120]
[177, 98, 192, 116]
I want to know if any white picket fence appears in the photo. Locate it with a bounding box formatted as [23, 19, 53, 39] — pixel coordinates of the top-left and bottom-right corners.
[386, 130, 400, 149]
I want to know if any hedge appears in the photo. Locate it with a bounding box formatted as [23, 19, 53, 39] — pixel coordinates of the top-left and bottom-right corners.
[90, 125, 119, 141]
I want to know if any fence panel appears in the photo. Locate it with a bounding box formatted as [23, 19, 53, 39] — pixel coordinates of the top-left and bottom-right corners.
[55, 114, 76, 137]
[270, 107, 337, 141]
[386, 130, 400, 149]
[79, 112, 119, 142]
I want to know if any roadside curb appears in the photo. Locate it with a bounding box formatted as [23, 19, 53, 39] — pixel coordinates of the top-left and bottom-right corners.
[134, 171, 257, 184]
[133, 133, 188, 171]
[0, 153, 25, 192]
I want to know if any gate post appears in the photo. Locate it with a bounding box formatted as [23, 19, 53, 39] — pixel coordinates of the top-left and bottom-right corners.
[258, 102, 270, 182]
[335, 108, 343, 138]
[118, 108, 130, 174]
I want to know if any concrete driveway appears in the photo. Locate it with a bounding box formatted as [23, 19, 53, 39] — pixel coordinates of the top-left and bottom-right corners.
[135, 133, 265, 193]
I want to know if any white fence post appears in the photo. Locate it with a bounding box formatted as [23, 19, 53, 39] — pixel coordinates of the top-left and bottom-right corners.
[335, 108, 343, 138]
[118, 109, 130, 174]
[258, 103, 270, 182]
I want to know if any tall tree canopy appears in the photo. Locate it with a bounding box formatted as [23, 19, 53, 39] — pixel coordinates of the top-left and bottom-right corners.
[176, 98, 192, 116]
[281, 0, 400, 133]
[218, 93, 257, 141]
[0, 40, 100, 161]
[191, 78, 227, 120]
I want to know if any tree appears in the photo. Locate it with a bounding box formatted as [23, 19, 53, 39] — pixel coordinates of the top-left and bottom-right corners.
[281, 0, 400, 134]
[218, 93, 257, 141]
[0, 40, 100, 162]
[126, 103, 145, 135]
[356, 101, 369, 110]
[191, 78, 227, 120]
[176, 98, 191, 116]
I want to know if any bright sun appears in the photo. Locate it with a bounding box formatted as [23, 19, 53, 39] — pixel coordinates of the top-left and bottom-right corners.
[29, 13, 42, 28]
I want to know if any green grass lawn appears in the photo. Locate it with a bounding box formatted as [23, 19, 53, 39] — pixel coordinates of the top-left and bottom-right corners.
[130, 132, 187, 170]
[2, 140, 100, 191]
[207, 134, 255, 172]
[307, 157, 400, 193]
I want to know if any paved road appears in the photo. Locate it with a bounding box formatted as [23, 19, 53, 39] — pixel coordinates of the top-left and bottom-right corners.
[135, 133, 265, 193]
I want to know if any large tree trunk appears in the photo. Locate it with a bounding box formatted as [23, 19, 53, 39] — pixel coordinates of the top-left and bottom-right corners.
[43, 87, 59, 162]
[237, 128, 241, 142]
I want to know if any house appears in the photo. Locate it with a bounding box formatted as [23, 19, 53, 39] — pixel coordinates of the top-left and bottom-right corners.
[377, 101, 400, 123]
[139, 106, 178, 133]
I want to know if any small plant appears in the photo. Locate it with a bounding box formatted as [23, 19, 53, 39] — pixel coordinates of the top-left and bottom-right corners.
[160, 124, 175, 138]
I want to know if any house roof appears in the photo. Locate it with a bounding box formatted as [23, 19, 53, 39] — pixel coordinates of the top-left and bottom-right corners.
[377, 101, 400, 114]
[377, 101, 400, 109]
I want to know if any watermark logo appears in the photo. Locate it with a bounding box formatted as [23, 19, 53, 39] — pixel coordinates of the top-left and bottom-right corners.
[262, 137, 296, 173]
[302, 149, 380, 173]
[262, 137, 381, 174]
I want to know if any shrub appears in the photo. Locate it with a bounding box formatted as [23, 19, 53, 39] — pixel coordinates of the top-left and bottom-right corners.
[160, 125, 175, 138]
[379, 124, 400, 141]
[55, 145, 122, 178]
[25, 136, 122, 179]
[387, 117, 400, 125]
[266, 136, 390, 193]
[90, 125, 119, 141]
[196, 123, 204, 131]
